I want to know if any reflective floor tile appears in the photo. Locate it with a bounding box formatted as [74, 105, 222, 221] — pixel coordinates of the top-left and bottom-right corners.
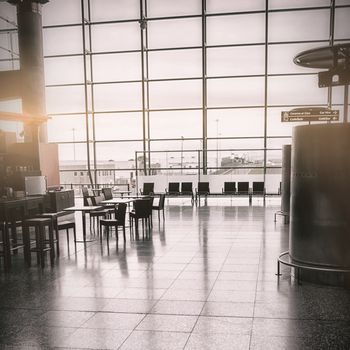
[184, 333, 250, 350]
[201, 302, 254, 317]
[136, 314, 197, 332]
[150, 300, 205, 316]
[62, 328, 131, 349]
[82, 312, 145, 330]
[119, 330, 189, 350]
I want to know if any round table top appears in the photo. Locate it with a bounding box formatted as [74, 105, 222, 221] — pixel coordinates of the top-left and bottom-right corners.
[293, 43, 350, 69]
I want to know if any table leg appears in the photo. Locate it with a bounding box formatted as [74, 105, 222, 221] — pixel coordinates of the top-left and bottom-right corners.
[74, 211, 95, 243]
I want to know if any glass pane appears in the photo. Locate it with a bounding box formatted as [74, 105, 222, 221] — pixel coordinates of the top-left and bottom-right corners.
[150, 110, 202, 138]
[94, 83, 142, 111]
[335, 7, 350, 40]
[207, 140, 264, 170]
[268, 43, 324, 74]
[150, 139, 201, 151]
[0, 2, 16, 28]
[96, 141, 143, 161]
[208, 137, 264, 149]
[148, 49, 202, 79]
[269, 0, 331, 9]
[93, 52, 141, 82]
[90, 0, 139, 21]
[42, 0, 81, 26]
[149, 80, 202, 109]
[207, 46, 265, 76]
[147, 0, 201, 17]
[268, 75, 328, 105]
[46, 86, 85, 114]
[207, 14, 265, 45]
[91, 23, 140, 52]
[44, 56, 84, 85]
[207, 108, 264, 137]
[0, 32, 18, 61]
[148, 18, 201, 49]
[58, 143, 89, 162]
[47, 115, 87, 142]
[207, 0, 265, 13]
[43, 27, 83, 56]
[207, 77, 265, 107]
[268, 10, 330, 42]
[94, 113, 143, 141]
[0, 99, 21, 113]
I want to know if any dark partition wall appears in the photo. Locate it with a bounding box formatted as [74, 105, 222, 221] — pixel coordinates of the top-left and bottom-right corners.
[281, 144, 291, 215]
[290, 124, 350, 273]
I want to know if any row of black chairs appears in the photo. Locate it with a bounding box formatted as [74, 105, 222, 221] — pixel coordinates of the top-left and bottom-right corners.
[140, 181, 265, 197]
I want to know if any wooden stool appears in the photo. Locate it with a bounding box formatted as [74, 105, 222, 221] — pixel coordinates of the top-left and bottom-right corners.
[37, 213, 61, 257]
[0, 221, 11, 271]
[23, 218, 54, 268]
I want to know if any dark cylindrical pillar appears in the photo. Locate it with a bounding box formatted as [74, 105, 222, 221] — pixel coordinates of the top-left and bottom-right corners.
[15, 0, 47, 142]
[281, 144, 291, 214]
[290, 124, 350, 274]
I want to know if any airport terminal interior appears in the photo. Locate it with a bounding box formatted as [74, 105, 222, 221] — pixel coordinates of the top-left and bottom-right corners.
[0, 0, 350, 349]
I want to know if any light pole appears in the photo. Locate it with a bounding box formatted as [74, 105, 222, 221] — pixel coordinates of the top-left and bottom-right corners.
[181, 136, 184, 174]
[216, 119, 219, 170]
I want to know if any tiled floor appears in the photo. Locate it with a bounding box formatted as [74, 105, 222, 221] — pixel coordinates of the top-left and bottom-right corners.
[1, 199, 350, 349]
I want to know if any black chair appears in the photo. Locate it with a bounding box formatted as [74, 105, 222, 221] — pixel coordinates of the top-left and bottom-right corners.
[141, 183, 154, 195]
[237, 182, 249, 194]
[82, 187, 94, 206]
[130, 199, 153, 235]
[252, 182, 265, 194]
[102, 187, 113, 200]
[152, 194, 166, 222]
[223, 182, 236, 194]
[100, 203, 127, 246]
[87, 197, 110, 233]
[181, 182, 194, 203]
[197, 182, 210, 195]
[167, 182, 180, 195]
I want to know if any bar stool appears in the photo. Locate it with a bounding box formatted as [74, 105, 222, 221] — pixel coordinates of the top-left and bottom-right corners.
[58, 220, 76, 247]
[0, 221, 11, 270]
[37, 212, 60, 257]
[23, 218, 55, 268]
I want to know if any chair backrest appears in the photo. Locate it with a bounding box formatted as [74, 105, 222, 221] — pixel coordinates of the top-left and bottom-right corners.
[237, 182, 249, 193]
[134, 199, 152, 218]
[82, 187, 89, 196]
[181, 182, 193, 193]
[168, 182, 180, 193]
[224, 182, 236, 193]
[92, 195, 104, 205]
[253, 181, 265, 193]
[158, 194, 166, 209]
[142, 183, 154, 195]
[86, 197, 93, 206]
[115, 203, 127, 224]
[198, 182, 210, 193]
[102, 187, 113, 200]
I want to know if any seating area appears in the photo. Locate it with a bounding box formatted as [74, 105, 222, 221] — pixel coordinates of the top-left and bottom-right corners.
[143, 181, 270, 205]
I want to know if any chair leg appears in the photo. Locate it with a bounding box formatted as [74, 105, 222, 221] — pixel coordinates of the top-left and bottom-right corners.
[23, 224, 31, 267]
[49, 223, 55, 266]
[123, 225, 126, 242]
[162, 208, 165, 221]
[73, 225, 77, 245]
[66, 228, 69, 244]
[54, 218, 60, 257]
[39, 226, 45, 268]
[106, 226, 110, 248]
[115, 225, 118, 247]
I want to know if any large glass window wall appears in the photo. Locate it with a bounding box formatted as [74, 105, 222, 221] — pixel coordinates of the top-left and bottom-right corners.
[0, 0, 349, 193]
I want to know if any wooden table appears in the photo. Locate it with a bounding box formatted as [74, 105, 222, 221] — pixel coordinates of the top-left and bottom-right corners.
[63, 205, 102, 243]
[101, 198, 135, 205]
